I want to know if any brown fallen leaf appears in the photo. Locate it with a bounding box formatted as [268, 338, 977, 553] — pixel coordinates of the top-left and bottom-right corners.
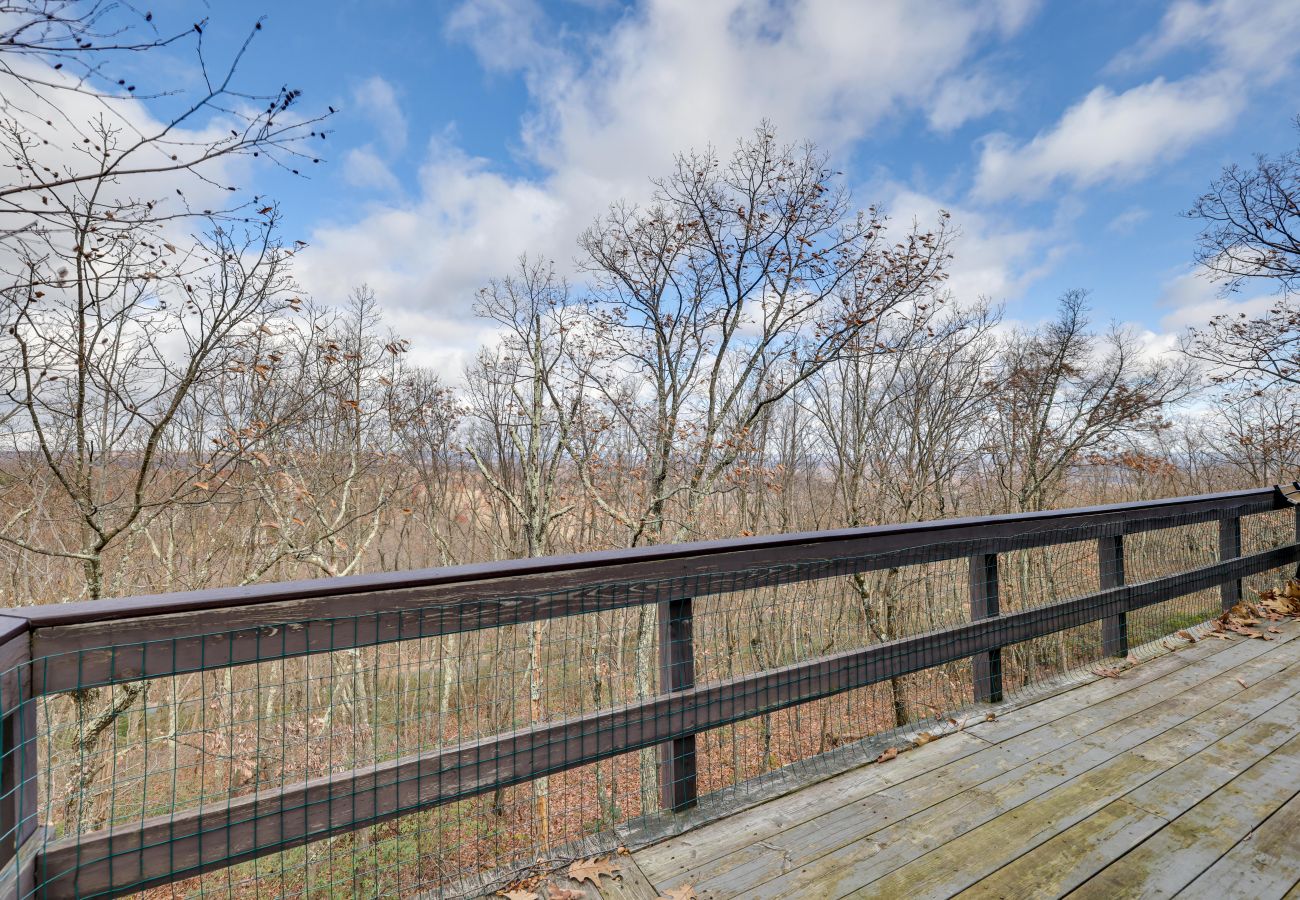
[1237, 677, 1248, 688]
[984, 712, 997, 721]
[546, 889, 583, 900]
[567, 857, 621, 887]
[656, 886, 699, 900]
[498, 890, 539, 900]
[875, 747, 899, 764]
[1126, 654, 1140, 665]
[1176, 630, 1196, 643]
[1268, 626, 1282, 634]
[913, 732, 934, 746]
[1092, 666, 1123, 678]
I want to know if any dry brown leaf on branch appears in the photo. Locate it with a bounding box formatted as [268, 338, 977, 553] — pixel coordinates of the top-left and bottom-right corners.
[874, 747, 899, 764]
[656, 885, 700, 900]
[567, 857, 622, 886]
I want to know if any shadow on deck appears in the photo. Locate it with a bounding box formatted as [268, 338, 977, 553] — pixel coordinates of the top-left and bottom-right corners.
[558, 617, 1300, 900]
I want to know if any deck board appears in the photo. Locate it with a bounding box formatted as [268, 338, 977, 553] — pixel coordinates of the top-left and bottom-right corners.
[621, 618, 1300, 900]
[1178, 788, 1300, 898]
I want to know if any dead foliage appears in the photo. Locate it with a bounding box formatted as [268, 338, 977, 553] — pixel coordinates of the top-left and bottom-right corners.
[1213, 579, 1300, 641]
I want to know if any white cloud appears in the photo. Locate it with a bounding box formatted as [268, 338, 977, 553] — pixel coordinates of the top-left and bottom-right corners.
[1107, 206, 1150, 235]
[296, 138, 569, 373]
[445, 0, 555, 75]
[927, 71, 1017, 134]
[973, 74, 1239, 201]
[1114, 0, 1300, 83]
[299, 0, 1040, 371]
[342, 147, 402, 193]
[352, 75, 408, 154]
[1156, 266, 1276, 332]
[975, 0, 1300, 205]
[884, 186, 1068, 304]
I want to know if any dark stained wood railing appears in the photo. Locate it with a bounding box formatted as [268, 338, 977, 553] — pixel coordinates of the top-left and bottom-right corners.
[0, 485, 1297, 899]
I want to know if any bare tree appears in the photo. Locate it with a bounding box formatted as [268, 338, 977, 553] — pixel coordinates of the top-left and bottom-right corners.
[1205, 386, 1300, 485]
[0, 4, 328, 232]
[576, 122, 953, 546]
[1183, 118, 1300, 389]
[0, 210, 296, 829]
[983, 290, 1194, 514]
[464, 257, 590, 840]
[0, 214, 295, 599]
[571, 123, 953, 807]
[465, 257, 581, 560]
[231, 288, 413, 585]
[0, 2, 334, 828]
[1188, 117, 1300, 294]
[809, 303, 998, 724]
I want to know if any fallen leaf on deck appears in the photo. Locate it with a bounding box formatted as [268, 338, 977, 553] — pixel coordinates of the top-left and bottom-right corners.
[546, 889, 584, 900]
[499, 890, 539, 900]
[1126, 654, 1140, 665]
[656, 885, 699, 900]
[1268, 626, 1282, 633]
[913, 732, 934, 746]
[1092, 666, 1122, 678]
[875, 747, 899, 763]
[1176, 630, 1196, 643]
[568, 857, 621, 887]
[984, 712, 997, 721]
[1237, 677, 1248, 688]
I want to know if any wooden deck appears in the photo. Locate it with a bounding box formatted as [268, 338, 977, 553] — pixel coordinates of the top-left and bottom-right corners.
[559, 617, 1300, 899]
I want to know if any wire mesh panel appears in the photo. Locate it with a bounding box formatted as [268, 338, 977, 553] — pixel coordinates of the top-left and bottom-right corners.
[0, 491, 1294, 899]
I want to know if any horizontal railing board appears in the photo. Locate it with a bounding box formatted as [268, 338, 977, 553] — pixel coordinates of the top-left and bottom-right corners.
[26, 490, 1284, 694]
[11, 487, 1276, 631]
[38, 540, 1299, 899]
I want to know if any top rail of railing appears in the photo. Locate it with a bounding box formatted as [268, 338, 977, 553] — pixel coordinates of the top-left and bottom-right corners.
[5, 486, 1285, 631]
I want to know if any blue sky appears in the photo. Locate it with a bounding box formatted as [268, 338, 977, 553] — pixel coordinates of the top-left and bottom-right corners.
[147, 0, 1300, 370]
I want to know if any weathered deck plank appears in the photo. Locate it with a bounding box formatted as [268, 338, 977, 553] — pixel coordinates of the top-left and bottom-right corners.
[629, 617, 1300, 900]
[649, 628, 1300, 899]
[962, 700, 1300, 897]
[1068, 732, 1300, 898]
[1178, 789, 1300, 899]
[637, 629, 1232, 891]
[833, 652, 1300, 899]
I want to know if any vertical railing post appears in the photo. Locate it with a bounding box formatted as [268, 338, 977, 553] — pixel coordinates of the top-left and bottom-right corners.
[1293, 504, 1300, 575]
[1219, 515, 1242, 611]
[969, 553, 1002, 704]
[1098, 534, 1127, 657]
[0, 633, 36, 900]
[657, 597, 696, 812]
